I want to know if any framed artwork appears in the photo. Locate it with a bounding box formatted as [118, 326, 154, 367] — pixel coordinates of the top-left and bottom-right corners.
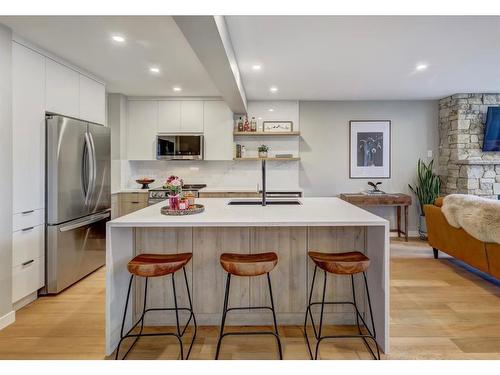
[262, 121, 293, 132]
[349, 120, 391, 179]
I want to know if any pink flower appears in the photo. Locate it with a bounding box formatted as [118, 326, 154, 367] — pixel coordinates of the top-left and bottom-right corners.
[171, 179, 181, 187]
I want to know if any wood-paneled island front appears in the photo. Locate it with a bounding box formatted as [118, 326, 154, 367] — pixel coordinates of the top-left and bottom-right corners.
[106, 198, 389, 356]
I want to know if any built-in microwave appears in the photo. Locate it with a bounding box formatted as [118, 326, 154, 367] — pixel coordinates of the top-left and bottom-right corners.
[156, 134, 204, 160]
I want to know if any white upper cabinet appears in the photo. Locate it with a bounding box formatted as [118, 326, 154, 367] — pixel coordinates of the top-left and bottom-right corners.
[158, 101, 181, 133]
[157, 100, 204, 133]
[45, 58, 80, 118]
[127, 100, 158, 160]
[12, 43, 45, 214]
[204, 101, 234, 160]
[79, 75, 106, 125]
[181, 101, 204, 133]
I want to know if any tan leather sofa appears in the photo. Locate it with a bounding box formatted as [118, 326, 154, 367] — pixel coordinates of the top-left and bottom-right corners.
[424, 197, 500, 279]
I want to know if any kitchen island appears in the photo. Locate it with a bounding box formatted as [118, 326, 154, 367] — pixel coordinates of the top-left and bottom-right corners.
[105, 197, 389, 356]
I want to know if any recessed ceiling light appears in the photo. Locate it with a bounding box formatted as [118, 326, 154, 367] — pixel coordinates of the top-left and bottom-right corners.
[416, 63, 428, 71]
[111, 35, 125, 43]
[270, 86, 278, 93]
[252, 64, 262, 71]
[268, 108, 274, 112]
[149, 67, 160, 74]
[173, 87, 182, 92]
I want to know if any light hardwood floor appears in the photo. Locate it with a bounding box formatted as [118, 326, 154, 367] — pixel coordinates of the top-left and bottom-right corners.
[0, 238, 499, 359]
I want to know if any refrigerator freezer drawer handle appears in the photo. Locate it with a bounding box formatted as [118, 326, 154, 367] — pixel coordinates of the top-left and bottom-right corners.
[59, 212, 110, 232]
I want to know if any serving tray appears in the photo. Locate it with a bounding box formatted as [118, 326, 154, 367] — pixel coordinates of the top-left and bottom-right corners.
[161, 204, 205, 216]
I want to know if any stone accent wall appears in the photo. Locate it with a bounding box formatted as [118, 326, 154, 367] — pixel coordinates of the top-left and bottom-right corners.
[438, 93, 500, 198]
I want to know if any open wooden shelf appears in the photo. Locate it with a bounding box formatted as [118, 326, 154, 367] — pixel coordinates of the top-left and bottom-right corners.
[233, 131, 300, 136]
[233, 157, 300, 161]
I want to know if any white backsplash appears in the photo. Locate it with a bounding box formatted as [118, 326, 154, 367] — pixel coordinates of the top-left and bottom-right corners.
[123, 160, 300, 190]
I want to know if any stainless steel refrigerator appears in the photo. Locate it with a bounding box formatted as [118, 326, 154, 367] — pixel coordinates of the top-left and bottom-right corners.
[44, 115, 110, 294]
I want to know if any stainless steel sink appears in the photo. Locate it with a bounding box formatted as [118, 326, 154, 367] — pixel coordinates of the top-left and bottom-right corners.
[227, 199, 301, 206]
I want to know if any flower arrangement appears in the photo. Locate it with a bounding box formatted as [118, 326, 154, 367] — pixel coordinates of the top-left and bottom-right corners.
[164, 175, 183, 196]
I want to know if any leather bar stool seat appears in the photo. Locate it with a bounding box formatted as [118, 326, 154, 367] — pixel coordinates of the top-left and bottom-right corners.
[220, 252, 278, 276]
[127, 253, 192, 278]
[308, 251, 370, 275]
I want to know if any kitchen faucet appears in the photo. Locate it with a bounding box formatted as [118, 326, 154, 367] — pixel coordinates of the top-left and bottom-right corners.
[261, 159, 267, 206]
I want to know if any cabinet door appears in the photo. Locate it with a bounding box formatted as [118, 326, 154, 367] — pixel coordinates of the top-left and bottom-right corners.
[45, 58, 79, 118]
[119, 193, 148, 216]
[158, 101, 181, 133]
[12, 43, 45, 214]
[181, 101, 204, 132]
[79, 75, 106, 125]
[126, 101, 158, 160]
[203, 101, 234, 160]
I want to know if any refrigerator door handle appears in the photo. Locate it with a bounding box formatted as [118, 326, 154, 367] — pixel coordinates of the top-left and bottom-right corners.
[59, 211, 111, 232]
[84, 132, 95, 206]
[89, 130, 97, 203]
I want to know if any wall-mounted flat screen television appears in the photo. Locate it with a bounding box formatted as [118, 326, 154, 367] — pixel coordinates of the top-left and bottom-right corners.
[483, 106, 500, 151]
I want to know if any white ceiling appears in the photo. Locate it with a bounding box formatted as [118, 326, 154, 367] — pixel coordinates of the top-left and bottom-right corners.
[226, 16, 500, 100]
[0, 16, 220, 97]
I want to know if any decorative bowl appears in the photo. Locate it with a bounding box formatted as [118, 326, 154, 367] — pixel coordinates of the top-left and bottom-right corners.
[136, 178, 155, 189]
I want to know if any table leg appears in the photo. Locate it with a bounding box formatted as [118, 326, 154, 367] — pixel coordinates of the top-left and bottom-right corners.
[404, 205, 409, 242]
[396, 206, 401, 238]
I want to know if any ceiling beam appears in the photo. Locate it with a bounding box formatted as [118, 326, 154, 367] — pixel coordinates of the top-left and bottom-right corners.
[174, 16, 247, 113]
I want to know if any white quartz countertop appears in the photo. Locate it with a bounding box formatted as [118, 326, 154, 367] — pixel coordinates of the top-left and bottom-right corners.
[198, 187, 303, 193]
[113, 186, 303, 194]
[108, 197, 388, 228]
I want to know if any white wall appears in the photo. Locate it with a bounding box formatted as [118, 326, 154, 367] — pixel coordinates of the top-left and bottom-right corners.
[299, 100, 439, 232]
[123, 160, 300, 191]
[0, 24, 13, 326]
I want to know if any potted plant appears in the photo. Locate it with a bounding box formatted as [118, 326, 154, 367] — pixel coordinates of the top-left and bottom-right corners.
[258, 144, 269, 158]
[408, 159, 441, 239]
[164, 175, 183, 210]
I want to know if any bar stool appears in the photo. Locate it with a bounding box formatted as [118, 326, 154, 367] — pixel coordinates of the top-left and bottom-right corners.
[215, 252, 283, 360]
[303, 251, 380, 360]
[115, 253, 197, 360]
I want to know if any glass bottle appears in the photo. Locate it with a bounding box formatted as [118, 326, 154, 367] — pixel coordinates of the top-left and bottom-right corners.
[250, 117, 257, 132]
[237, 117, 244, 132]
[243, 115, 250, 132]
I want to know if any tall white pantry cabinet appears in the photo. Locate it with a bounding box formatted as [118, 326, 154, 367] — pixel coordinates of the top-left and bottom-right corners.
[11, 41, 106, 308]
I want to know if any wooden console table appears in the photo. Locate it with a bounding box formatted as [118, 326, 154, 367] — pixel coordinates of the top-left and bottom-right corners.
[340, 193, 412, 241]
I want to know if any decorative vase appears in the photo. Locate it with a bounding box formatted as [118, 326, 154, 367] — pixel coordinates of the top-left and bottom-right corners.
[258, 151, 268, 158]
[418, 214, 428, 240]
[168, 194, 180, 210]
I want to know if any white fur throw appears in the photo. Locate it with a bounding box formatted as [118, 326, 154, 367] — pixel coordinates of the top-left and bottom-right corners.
[441, 194, 500, 244]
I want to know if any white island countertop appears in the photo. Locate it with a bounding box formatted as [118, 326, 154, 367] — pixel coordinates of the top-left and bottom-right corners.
[108, 197, 388, 228]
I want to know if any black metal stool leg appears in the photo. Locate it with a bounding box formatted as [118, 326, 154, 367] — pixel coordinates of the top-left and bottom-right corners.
[303, 266, 317, 359]
[182, 267, 197, 359]
[115, 274, 134, 360]
[267, 273, 283, 359]
[171, 272, 184, 360]
[363, 272, 380, 360]
[351, 274, 362, 335]
[314, 270, 328, 360]
[215, 273, 231, 360]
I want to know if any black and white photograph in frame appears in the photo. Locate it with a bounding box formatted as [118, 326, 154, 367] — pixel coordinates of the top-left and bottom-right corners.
[349, 120, 391, 179]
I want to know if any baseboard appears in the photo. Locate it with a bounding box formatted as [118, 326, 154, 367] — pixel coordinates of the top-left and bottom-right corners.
[13, 291, 38, 311]
[389, 230, 420, 238]
[0, 310, 15, 331]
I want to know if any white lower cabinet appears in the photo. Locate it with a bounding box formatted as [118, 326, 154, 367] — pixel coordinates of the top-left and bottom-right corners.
[11, 209, 45, 304]
[12, 257, 45, 303]
[12, 225, 44, 267]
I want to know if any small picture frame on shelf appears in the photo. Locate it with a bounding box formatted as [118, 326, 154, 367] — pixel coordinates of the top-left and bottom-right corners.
[262, 121, 293, 133]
